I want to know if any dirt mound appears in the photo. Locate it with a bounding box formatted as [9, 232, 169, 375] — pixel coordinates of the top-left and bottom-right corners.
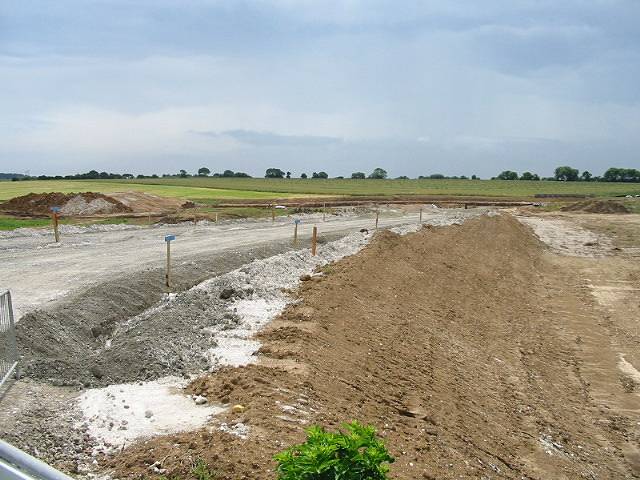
[561, 199, 630, 214]
[1, 192, 132, 216]
[107, 191, 186, 213]
[111, 215, 636, 479]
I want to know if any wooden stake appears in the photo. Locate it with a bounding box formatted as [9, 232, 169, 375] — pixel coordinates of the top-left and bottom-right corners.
[165, 241, 172, 288]
[311, 226, 318, 256]
[272, 207, 275, 222]
[52, 212, 60, 242]
[419, 208, 423, 223]
[375, 210, 379, 230]
[293, 222, 298, 245]
[323, 203, 326, 222]
[215, 212, 219, 223]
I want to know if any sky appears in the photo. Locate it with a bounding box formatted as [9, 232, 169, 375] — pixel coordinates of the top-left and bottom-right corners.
[1, 0, 639, 178]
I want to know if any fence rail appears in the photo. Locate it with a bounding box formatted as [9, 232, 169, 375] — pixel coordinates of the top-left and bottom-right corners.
[0, 290, 18, 389]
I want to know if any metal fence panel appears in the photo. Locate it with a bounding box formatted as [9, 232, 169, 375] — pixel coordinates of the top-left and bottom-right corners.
[0, 290, 18, 388]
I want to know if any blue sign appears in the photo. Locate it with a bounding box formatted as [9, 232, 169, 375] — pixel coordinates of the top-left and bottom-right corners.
[165, 235, 176, 242]
[51, 206, 61, 213]
[294, 219, 301, 224]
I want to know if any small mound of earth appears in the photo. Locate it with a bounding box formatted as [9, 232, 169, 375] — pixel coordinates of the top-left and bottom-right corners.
[1, 192, 132, 216]
[561, 200, 630, 214]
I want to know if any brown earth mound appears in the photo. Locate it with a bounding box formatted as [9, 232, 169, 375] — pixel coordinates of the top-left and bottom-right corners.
[0, 192, 132, 216]
[110, 215, 638, 479]
[561, 199, 630, 214]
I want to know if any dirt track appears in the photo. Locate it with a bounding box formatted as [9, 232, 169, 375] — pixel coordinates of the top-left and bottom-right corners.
[1, 208, 474, 319]
[110, 213, 640, 479]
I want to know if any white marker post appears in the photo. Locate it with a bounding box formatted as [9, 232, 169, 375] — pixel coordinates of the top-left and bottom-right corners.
[165, 234, 176, 288]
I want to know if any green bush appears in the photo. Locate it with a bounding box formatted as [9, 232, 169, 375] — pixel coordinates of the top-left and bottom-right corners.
[274, 421, 394, 479]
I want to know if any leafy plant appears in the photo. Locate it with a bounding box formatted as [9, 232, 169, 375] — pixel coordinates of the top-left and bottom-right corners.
[274, 421, 394, 480]
[158, 458, 217, 480]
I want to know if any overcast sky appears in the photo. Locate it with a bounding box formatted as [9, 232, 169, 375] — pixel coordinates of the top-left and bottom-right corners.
[1, 1, 639, 178]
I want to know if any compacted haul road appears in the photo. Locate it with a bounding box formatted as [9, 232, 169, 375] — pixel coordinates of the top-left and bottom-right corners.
[0, 209, 472, 319]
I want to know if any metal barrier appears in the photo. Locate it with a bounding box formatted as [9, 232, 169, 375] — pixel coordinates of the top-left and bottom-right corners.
[0, 439, 74, 480]
[0, 290, 18, 389]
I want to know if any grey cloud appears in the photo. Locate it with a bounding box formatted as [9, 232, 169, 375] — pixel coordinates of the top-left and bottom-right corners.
[193, 130, 343, 147]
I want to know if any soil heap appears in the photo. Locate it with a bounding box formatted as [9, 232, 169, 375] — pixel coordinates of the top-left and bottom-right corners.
[1, 192, 132, 216]
[561, 199, 630, 214]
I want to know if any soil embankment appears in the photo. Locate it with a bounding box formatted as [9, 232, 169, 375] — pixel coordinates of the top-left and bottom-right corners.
[560, 199, 630, 214]
[112, 214, 639, 479]
[1, 192, 132, 216]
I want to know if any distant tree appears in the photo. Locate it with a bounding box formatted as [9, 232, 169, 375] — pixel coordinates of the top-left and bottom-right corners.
[136, 174, 145, 179]
[351, 172, 366, 179]
[368, 167, 387, 179]
[286, 171, 291, 179]
[429, 174, 445, 179]
[396, 175, 409, 180]
[471, 174, 478, 180]
[265, 168, 285, 178]
[197, 167, 210, 176]
[122, 173, 134, 179]
[300, 173, 308, 179]
[459, 175, 468, 180]
[222, 169, 235, 177]
[179, 169, 188, 178]
[312, 171, 329, 179]
[603, 167, 640, 182]
[151, 174, 159, 178]
[519, 172, 540, 181]
[581, 171, 593, 182]
[496, 170, 519, 180]
[554, 166, 579, 181]
[233, 171, 251, 177]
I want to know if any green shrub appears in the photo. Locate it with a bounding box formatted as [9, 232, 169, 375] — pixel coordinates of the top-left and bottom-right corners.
[274, 421, 394, 479]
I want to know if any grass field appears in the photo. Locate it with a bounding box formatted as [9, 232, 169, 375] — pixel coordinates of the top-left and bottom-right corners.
[125, 177, 640, 198]
[2, 177, 640, 204]
[0, 180, 310, 202]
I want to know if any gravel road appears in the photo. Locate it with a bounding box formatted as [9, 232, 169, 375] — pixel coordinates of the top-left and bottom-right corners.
[0, 208, 465, 319]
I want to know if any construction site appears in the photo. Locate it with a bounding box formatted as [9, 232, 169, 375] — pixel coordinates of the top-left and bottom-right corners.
[0, 191, 638, 479]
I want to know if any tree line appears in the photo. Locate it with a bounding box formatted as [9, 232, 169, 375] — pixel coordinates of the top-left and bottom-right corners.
[6, 165, 639, 183]
[493, 166, 640, 182]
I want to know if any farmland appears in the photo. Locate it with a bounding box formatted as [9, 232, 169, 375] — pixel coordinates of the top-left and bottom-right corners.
[127, 176, 640, 198]
[2, 177, 640, 204]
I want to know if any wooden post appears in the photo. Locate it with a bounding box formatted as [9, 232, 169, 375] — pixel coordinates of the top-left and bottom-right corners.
[52, 212, 60, 242]
[323, 203, 326, 222]
[293, 222, 298, 245]
[375, 210, 379, 230]
[148, 213, 152, 225]
[272, 207, 275, 222]
[419, 208, 423, 223]
[311, 226, 317, 256]
[215, 212, 219, 223]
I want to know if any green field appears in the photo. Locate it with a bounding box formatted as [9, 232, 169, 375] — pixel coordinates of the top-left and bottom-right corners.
[1, 177, 640, 203]
[0, 180, 310, 202]
[125, 177, 640, 198]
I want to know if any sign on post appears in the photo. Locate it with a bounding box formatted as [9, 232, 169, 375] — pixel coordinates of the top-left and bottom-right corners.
[293, 219, 300, 245]
[164, 235, 176, 288]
